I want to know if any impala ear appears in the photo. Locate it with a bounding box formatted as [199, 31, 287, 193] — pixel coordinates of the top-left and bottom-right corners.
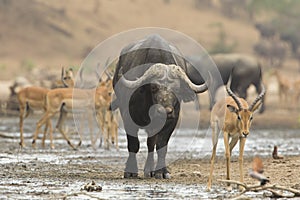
[227, 104, 238, 113]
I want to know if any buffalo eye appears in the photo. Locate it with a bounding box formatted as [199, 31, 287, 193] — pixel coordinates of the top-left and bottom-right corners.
[151, 85, 159, 93]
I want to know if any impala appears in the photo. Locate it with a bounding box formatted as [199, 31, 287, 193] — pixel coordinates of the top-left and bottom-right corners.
[292, 79, 300, 105]
[207, 79, 265, 191]
[32, 80, 112, 150]
[95, 79, 118, 150]
[272, 69, 292, 105]
[52, 67, 75, 88]
[18, 67, 74, 148]
[17, 87, 51, 148]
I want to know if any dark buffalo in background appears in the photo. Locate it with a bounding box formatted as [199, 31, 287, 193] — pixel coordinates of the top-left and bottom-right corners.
[186, 53, 265, 113]
[112, 34, 209, 179]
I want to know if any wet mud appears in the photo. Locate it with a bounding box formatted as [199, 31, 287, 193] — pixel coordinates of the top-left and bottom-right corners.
[0, 116, 300, 199]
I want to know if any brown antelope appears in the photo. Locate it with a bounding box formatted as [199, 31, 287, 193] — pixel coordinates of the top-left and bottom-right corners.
[95, 79, 118, 150]
[52, 67, 75, 88]
[17, 87, 51, 148]
[207, 81, 265, 191]
[18, 67, 74, 148]
[292, 79, 300, 105]
[271, 69, 292, 105]
[32, 80, 112, 150]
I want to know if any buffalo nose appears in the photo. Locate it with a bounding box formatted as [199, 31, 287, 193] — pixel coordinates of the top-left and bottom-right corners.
[165, 106, 173, 114]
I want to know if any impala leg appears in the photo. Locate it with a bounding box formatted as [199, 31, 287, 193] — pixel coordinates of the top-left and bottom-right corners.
[56, 110, 76, 150]
[77, 113, 84, 147]
[33, 112, 53, 148]
[104, 110, 110, 150]
[96, 110, 104, 148]
[19, 103, 32, 148]
[19, 106, 25, 148]
[207, 121, 219, 191]
[224, 132, 232, 191]
[41, 120, 48, 148]
[48, 119, 54, 149]
[87, 111, 93, 148]
[238, 137, 246, 191]
[112, 115, 118, 150]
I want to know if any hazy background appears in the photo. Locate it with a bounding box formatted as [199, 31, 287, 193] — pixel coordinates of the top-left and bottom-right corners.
[1, 0, 300, 80]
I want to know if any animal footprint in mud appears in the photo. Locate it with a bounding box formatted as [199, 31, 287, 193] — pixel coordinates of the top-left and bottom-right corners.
[81, 181, 102, 192]
[272, 146, 284, 159]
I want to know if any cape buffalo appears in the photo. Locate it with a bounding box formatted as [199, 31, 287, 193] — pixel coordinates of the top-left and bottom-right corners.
[112, 34, 209, 179]
[186, 54, 265, 113]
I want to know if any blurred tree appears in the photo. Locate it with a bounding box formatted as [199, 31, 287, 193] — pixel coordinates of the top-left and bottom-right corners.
[208, 23, 237, 54]
[247, 0, 300, 70]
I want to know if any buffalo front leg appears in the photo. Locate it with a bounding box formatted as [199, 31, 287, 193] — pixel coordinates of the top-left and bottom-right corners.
[154, 124, 175, 179]
[144, 133, 157, 178]
[124, 133, 139, 178]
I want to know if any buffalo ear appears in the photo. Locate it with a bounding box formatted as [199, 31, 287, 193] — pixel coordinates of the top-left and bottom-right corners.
[178, 81, 197, 103]
[227, 104, 238, 113]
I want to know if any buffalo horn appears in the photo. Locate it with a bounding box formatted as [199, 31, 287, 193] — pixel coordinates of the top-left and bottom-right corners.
[120, 63, 208, 93]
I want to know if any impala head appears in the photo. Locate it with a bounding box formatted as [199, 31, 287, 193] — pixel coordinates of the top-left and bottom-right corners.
[226, 83, 265, 138]
[61, 67, 74, 88]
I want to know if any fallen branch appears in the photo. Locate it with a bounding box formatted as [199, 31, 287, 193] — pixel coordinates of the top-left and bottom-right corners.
[218, 179, 300, 198]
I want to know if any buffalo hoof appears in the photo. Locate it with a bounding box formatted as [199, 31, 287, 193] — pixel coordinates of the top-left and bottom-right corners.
[155, 172, 170, 179]
[154, 168, 170, 179]
[124, 172, 138, 178]
[144, 171, 155, 178]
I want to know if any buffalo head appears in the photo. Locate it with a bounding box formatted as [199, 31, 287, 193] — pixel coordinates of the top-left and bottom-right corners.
[119, 63, 208, 118]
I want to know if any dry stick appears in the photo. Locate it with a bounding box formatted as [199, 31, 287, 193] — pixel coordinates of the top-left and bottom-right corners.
[218, 179, 300, 198]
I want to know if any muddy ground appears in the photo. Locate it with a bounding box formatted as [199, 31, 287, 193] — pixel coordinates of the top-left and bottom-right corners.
[1, 108, 300, 199]
[1, 150, 300, 199]
[1, 95, 300, 200]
